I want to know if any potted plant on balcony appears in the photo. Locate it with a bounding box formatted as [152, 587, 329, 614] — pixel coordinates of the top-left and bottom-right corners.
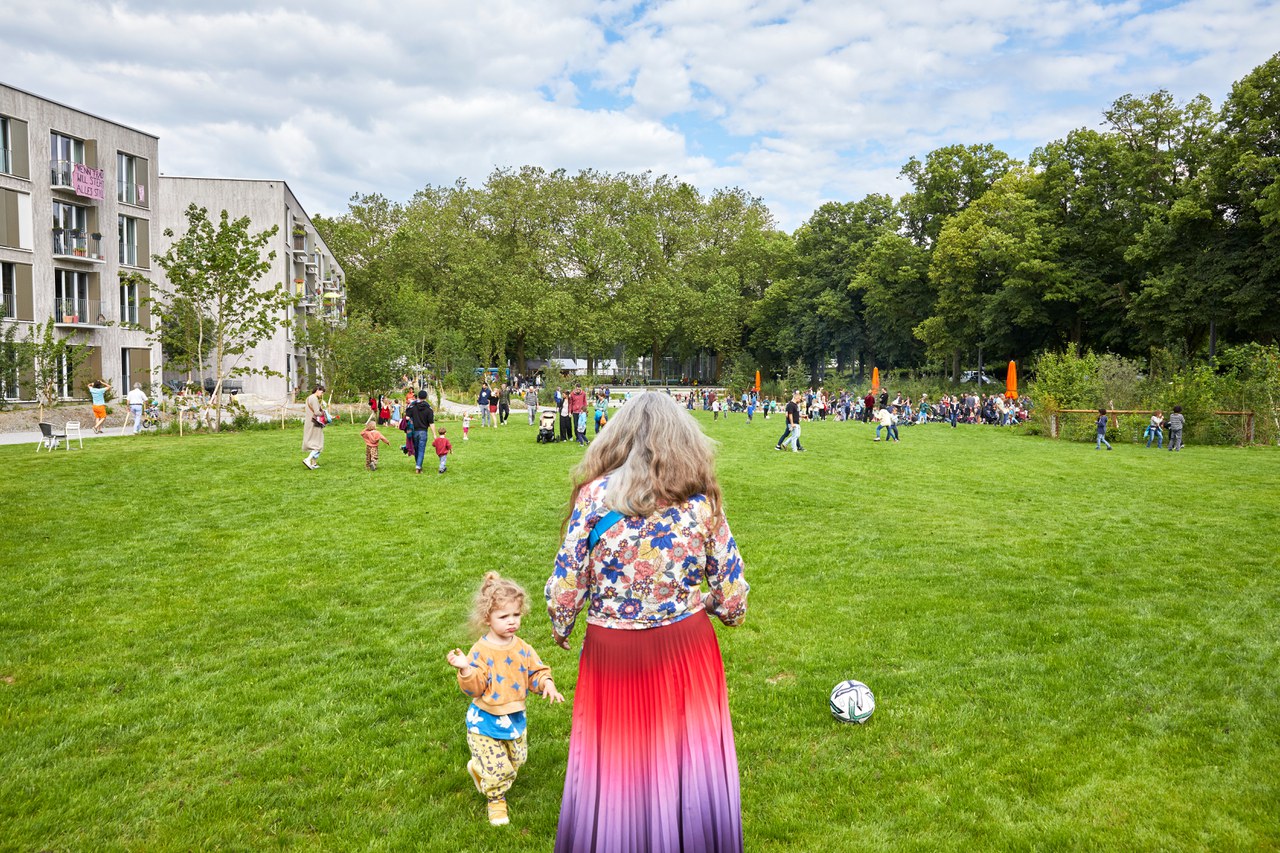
[292, 226, 306, 250]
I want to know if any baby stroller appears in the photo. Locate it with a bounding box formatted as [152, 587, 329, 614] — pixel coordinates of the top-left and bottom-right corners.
[537, 409, 558, 443]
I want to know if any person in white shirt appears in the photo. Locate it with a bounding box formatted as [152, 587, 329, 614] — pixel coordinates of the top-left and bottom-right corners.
[126, 383, 148, 434]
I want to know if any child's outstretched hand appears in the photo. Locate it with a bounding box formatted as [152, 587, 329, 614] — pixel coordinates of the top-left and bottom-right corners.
[542, 681, 566, 704]
[446, 648, 472, 671]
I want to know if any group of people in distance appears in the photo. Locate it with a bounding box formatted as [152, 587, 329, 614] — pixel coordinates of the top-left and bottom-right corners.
[447, 392, 750, 851]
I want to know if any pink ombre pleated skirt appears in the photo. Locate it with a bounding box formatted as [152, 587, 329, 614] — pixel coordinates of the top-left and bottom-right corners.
[554, 610, 743, 853]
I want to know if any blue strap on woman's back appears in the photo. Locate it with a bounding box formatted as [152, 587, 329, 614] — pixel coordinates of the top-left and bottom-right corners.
[588, 510, 625, 550]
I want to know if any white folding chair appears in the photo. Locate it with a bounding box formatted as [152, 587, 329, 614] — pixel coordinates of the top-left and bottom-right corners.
[64, 420, 84, 449]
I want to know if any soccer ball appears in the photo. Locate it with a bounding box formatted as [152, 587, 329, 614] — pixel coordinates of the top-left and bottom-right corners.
[829, 679, 875, 724]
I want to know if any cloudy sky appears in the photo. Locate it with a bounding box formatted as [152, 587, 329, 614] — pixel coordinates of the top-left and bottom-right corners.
[3, 0, 1277, 230]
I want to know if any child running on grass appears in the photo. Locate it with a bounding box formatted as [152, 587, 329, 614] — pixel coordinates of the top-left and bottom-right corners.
[447, 573, 565, 826]
[360, 418, 391, 471]
[433, 428, 452, 474]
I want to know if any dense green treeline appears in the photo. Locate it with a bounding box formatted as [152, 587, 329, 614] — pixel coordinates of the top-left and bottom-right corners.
[315, 53, 1280, 386]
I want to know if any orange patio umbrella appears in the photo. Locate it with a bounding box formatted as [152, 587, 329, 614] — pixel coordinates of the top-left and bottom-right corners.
[871, 367, 880, 394]
[1005, 360, 1018, 399]
[754, 370, 761, 393]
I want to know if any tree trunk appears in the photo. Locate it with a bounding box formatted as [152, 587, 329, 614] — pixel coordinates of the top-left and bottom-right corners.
[951, 350, 961, 383]
[1208, 319, 1217, 360]
[587, 355, 595, 377]
[515, 336, 527, 375]
[651, 341, 661, 379]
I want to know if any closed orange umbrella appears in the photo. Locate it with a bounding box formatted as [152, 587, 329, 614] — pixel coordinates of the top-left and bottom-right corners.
[754, 370, 761, 393]
[872, 367, 880, 394]
[1006, 360, 1017, 399]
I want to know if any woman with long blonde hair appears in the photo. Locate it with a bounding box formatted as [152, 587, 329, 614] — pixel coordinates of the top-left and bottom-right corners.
[546, 391, 750, 852]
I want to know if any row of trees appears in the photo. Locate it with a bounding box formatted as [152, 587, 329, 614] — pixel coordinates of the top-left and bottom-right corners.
[310, 54, 1280, 387]
[314, 170, 784, 383]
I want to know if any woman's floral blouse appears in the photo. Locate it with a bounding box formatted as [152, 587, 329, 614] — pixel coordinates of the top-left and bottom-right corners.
[546, 476, 749, 638]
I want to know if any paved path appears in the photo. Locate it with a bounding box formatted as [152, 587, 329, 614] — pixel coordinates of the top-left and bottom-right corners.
[0, 395, 536, 447]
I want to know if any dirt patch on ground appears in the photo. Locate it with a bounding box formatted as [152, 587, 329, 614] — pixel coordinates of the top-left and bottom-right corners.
[0, 403, 101, 433]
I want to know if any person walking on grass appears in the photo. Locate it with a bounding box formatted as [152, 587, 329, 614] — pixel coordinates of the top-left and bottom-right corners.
[407, 389, 437, 474]
[302, 383, 326, 469]
[774, 392, 804, 452]
[360, 417, 391, 471]
[1168, 405, 1185, 451]
[546, 391, 749, 852]
[448, 572, 564, 827]
[525, 385, 539, 426]
[1096, 408, 1113, 450]
[433, 428, 453, 474]
[478, 383, 492, 428]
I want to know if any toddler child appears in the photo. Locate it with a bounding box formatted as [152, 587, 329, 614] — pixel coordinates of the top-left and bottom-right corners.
[447, 572, 564, 826]
[575, 410, 589, 446]
[433, 428, 453, 474]
[462, 413, 471, 441]
[360, 418, 391, 470]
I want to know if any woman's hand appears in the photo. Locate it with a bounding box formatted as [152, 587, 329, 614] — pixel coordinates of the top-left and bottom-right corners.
[553, 633, 571, 651]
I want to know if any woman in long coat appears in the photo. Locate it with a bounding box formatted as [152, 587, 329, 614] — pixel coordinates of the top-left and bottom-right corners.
[302, 384, 325, 469]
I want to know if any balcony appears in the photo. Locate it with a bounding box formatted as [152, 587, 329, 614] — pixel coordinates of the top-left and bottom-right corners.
[2, 289, 15, 320]
[51, 159, 75, 189]
[52, 230, 105, 263]
[53, 298, 106, 327]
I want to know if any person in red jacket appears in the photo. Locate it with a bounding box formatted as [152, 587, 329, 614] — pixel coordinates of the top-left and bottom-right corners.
[432, 428, 453, 474]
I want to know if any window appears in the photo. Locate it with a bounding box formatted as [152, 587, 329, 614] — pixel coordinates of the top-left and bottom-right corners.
[119, 277, 138, 325]
[1, 261, 14, 319]
[118, 153, 135, 204]
[50, 132, 84, 188]
[119, 215, 138, 266]
[1, 117, 9, 175]
[53, 200, 88, 255]
[0, 187, 33, 249]
[55, 268, 90, 322]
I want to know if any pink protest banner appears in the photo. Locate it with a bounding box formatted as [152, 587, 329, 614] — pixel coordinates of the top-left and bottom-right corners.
[72, 163, 105, 200]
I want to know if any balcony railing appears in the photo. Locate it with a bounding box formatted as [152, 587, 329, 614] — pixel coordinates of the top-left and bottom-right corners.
[1, 147, 11, 175]
[51, 159, 75, 188]
[54, 298, 104, 325]
[117, 179, 147, 206]
[2, 289, 15, 319]
[52, 230, 105, 261]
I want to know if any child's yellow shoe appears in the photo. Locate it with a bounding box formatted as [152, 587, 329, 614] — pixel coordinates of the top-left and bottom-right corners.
[466, 760, 483, 795]
[487, 798, 509, 826]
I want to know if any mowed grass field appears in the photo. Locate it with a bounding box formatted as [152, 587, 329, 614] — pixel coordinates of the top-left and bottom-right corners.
[2, 410, 1278, 852]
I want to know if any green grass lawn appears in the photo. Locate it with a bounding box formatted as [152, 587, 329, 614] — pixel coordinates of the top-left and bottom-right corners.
[2, 413, 1278, 851]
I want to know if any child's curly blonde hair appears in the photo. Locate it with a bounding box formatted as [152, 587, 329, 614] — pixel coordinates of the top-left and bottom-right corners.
[468, 571, 529, 635]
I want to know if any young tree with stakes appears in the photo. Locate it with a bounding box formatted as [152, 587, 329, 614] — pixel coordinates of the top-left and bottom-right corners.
[151, 205, 294, 427]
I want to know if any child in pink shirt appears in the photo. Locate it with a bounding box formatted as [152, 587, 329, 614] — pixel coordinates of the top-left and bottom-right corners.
[360, 419, 391, 471]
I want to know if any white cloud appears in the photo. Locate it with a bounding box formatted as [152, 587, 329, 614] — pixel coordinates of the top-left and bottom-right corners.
[0, 0, 1275, 229]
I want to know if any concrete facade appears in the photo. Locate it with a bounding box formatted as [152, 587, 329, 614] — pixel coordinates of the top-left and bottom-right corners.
[155, 177, 346, 402]
[0, 83, 162, 401]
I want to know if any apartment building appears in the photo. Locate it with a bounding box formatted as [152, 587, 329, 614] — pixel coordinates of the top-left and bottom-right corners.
[155, 177, 346, 401]
[0, 83, 161, 401]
